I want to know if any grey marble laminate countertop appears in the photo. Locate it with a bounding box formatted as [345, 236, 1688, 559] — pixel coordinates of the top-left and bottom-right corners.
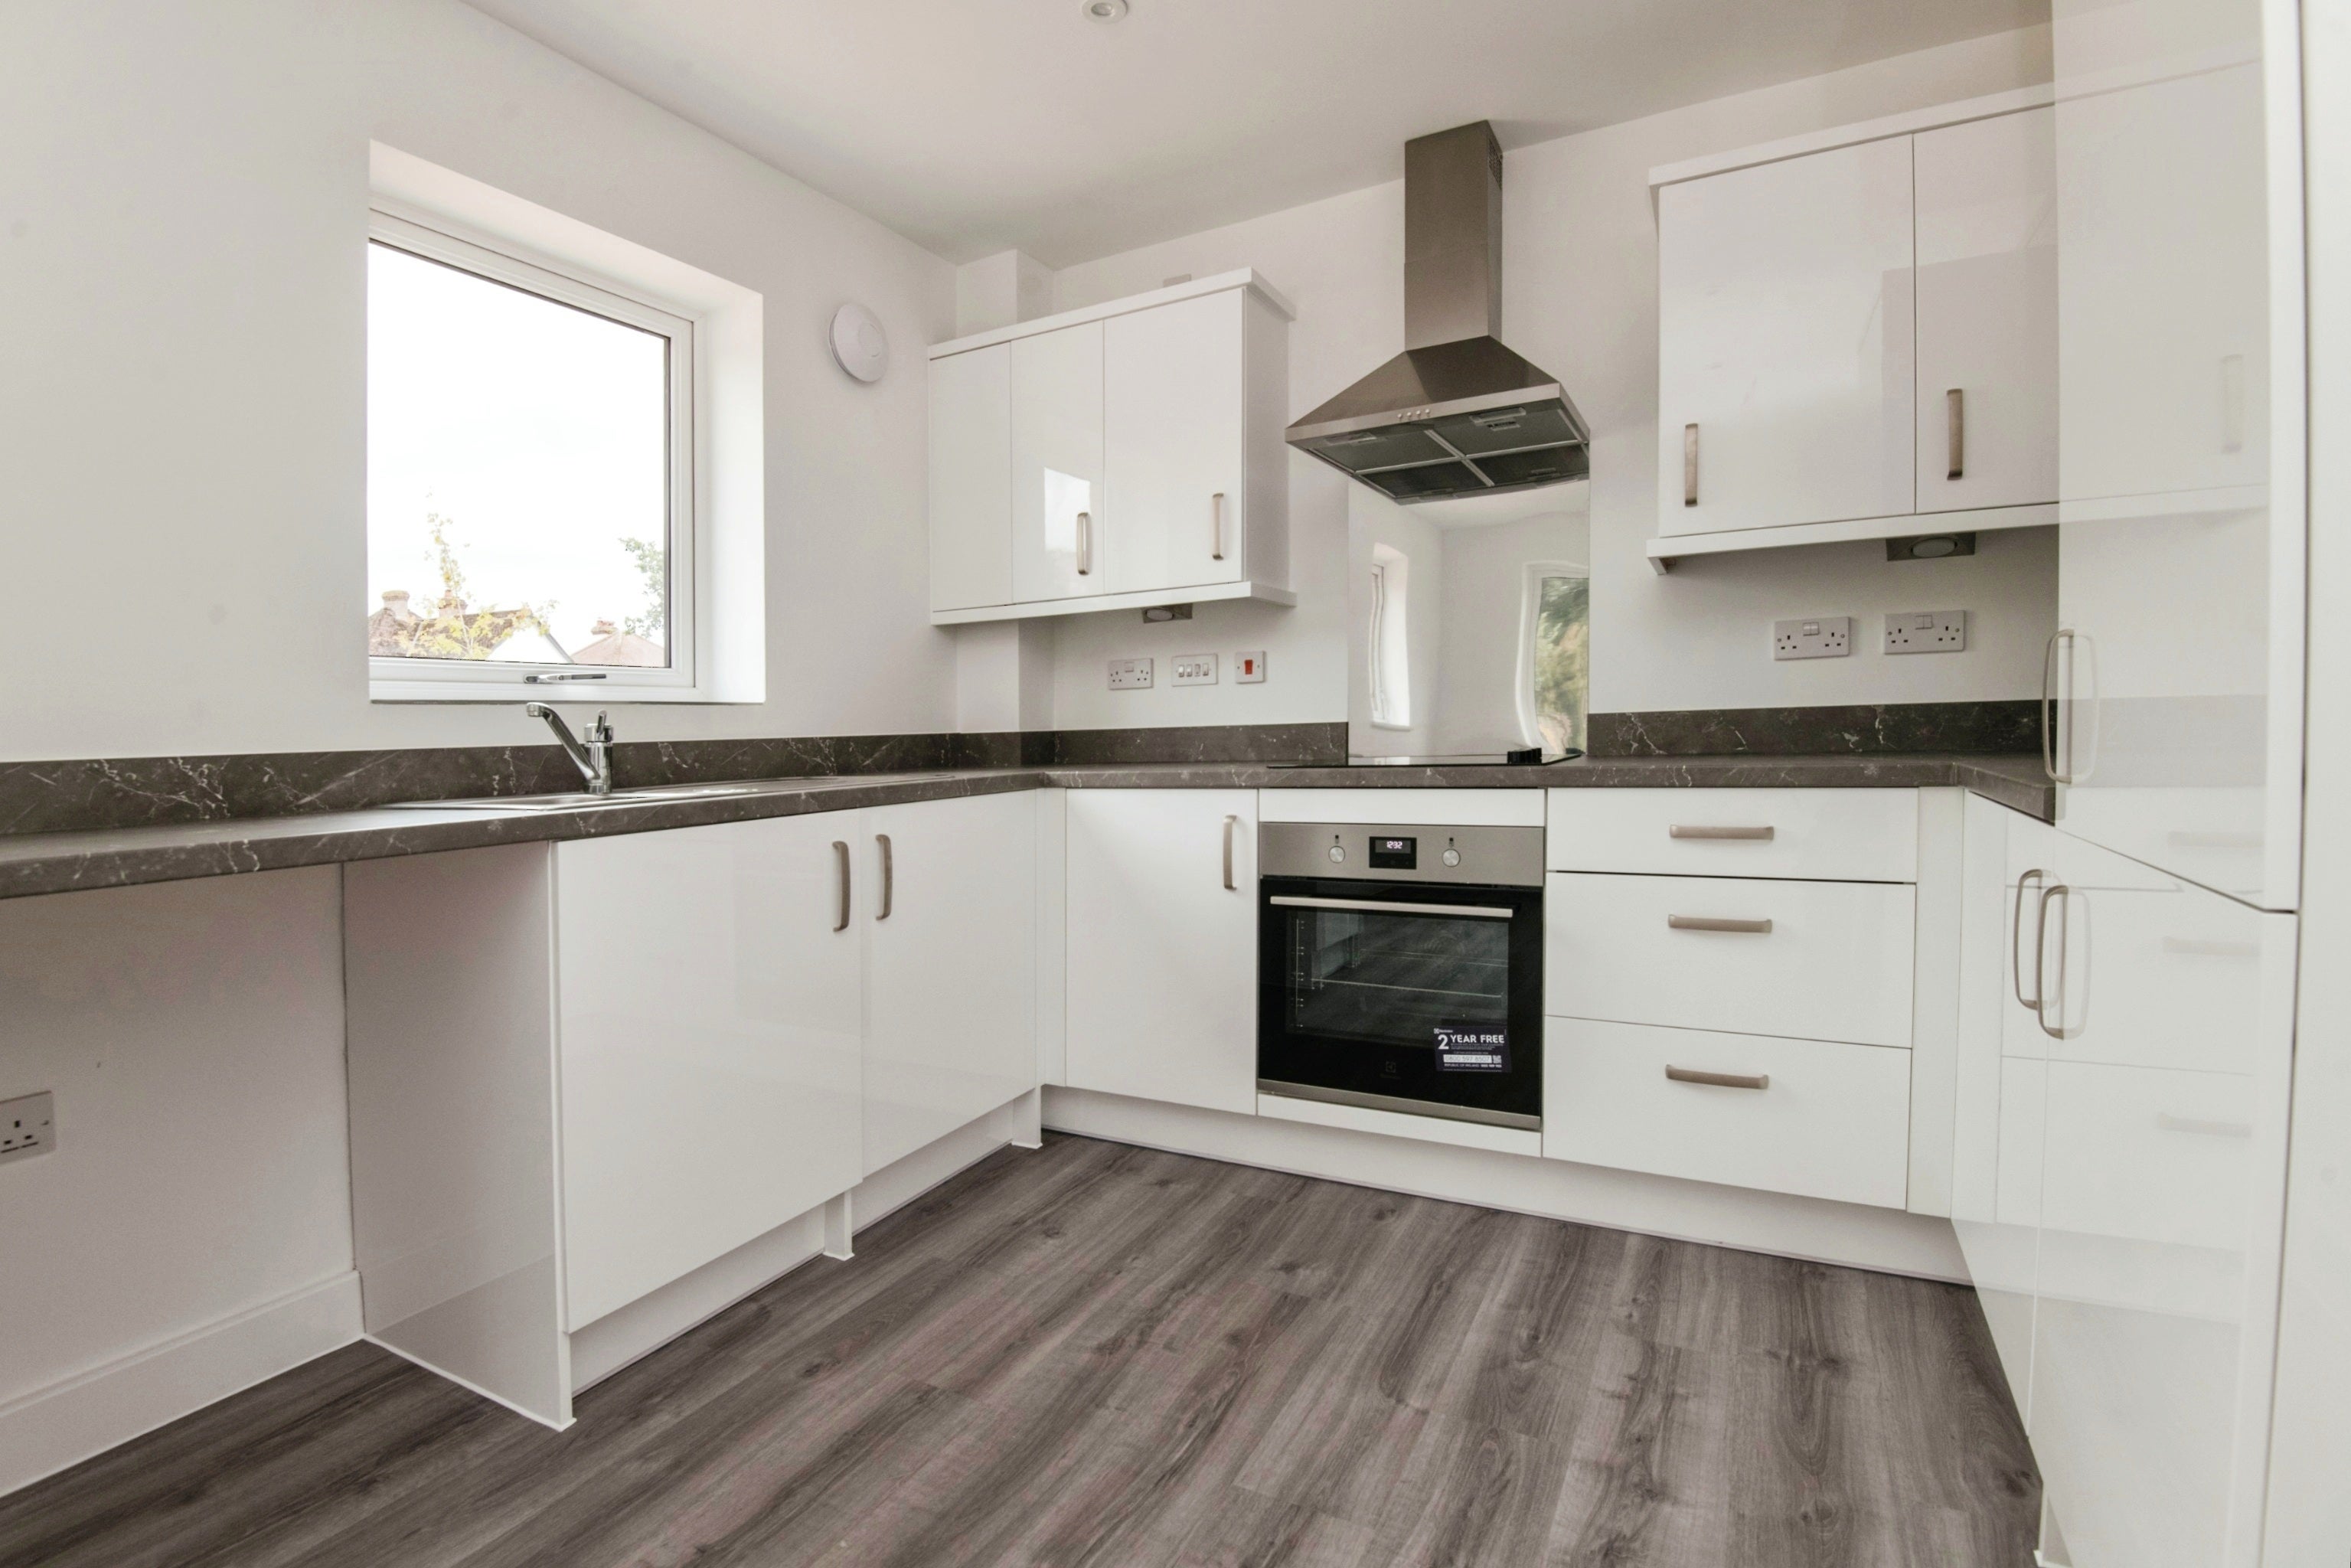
[0, 753, 2050, 901]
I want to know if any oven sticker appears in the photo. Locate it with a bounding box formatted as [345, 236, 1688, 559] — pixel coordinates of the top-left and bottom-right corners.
[1434, 1028, 1510, 1073]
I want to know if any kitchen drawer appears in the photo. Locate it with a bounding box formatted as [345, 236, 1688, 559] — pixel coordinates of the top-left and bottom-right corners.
[1546, 872, 1915, 1047]
[1546, 788, 1916, 882]
[1543, 1018, 1912, 1208]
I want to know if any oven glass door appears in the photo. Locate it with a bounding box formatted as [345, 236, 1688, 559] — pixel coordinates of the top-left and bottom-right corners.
[1258, 876, 1541, 1123]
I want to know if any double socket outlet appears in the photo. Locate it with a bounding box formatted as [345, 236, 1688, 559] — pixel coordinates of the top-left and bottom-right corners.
[1773, 612, 1966, 660]
[1, 1092, 55, 1166]
[1108, 652, 1268, 690]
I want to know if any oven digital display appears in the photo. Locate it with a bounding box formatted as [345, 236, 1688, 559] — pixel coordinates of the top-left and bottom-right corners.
[1368, 835, 1417, 870]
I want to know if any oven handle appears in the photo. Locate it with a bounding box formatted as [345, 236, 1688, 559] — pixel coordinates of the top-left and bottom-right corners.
[1269, 894, 1514, 920]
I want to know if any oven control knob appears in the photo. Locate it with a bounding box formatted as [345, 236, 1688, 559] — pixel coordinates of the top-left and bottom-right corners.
[1442, 848, 1462, 867]
[1327, 844, 1347, 864]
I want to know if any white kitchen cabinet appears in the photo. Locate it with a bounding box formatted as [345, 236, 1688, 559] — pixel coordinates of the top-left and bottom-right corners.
[927, 341, 1011, 612]
[1915, 107, 2059, 514]
[1065, 789, 1257, 1114]
[1655, 134, 1915, 538]
[863, 792, 1037, 1174]
[1543, 786, 1917, 883]
[2023, 827, 2294, 1568]
[555, 815, 864, 1328]
[1009, 321, 1105, 605]
[927, 271, 1295, 624]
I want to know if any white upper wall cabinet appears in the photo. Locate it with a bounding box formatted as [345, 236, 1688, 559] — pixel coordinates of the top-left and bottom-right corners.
[1647, 90, 2062, 569]
[1656, 136, 1917, 540]
[927, 271, 1295, 625]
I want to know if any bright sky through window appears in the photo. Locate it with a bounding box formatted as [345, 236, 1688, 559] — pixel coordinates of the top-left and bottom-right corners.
[366, 241, 670, 665]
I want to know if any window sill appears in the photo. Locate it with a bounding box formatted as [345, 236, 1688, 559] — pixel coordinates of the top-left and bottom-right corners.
[369, 678, 749, 705]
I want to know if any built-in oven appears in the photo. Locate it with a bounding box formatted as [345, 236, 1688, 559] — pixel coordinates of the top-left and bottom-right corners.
[1258, 822, 1544, 1131]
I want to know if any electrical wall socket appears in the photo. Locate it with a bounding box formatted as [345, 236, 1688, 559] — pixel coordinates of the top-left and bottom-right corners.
[1773, 616, 1852, 660]
[1884, 609, 1967, 654]
[1171, 654, 1218, 686]
[1235, 651, 1267, 684]
[1, 1092, 55, 1165]
[1107, 658, 1153, 691]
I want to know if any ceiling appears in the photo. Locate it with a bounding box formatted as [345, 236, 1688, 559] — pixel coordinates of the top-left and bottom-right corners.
[464, 0, 2044, 268]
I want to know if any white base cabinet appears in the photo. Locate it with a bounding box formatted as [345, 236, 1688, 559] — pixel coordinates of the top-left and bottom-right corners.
[1065, 789, 1258, 1114]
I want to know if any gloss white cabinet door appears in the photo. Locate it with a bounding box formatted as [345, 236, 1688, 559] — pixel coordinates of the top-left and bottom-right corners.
[554, 814, 864, 1328]
[1657, 134, 1915, 537]
[2026, 827, 2293, 1568]
[928, 342, 1012, 612]
[863, 792, 1037, 1175]
[1009, 322, 1105, 603]
[1065, 789, 1257, 1114]
[1914, 107, 2059, 514]
[1105, 289, 1246, 594]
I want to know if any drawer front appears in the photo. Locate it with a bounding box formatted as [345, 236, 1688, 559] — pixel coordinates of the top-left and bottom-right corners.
[1546, 788, 1917, 881]
[1543, 1018, 1912, 1208]
[1546, 872, 1916, 1047]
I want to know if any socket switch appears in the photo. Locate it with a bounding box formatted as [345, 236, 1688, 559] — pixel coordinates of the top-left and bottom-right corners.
[1884, 609, 1967, 654]
[1107, 658, 1154, 691]
[1171, 654, 1218, 687]
[1235, 651, 1267, 684]
[1, 1092, 55, 1166]
[1773, 616, 1852, 661]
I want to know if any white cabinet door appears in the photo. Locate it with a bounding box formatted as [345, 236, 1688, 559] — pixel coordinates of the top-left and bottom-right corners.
[2028, 828, 2292, 1568]
[1009, 322, 1105, 603]
[1105, 289, 1245, 594]
[929, 343, 1012, 612]
[1065, 789, 1257, 1114]
[863, 792, 1037, 1175]
[1657, 135, 1915, 536]
[554, 815, 864, 1328]
[1915, 108, 2059, 514]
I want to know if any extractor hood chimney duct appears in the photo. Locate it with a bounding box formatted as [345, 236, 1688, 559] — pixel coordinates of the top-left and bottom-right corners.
[1287, 121, 1590, 503]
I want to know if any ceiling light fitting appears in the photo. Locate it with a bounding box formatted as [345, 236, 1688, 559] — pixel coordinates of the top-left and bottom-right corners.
[1083, 0, 1128, 21]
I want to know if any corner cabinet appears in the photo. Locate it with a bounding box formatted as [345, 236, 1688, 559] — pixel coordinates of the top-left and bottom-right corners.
[1647, 90, 2059, 569]
[926, 271, 1296, 624]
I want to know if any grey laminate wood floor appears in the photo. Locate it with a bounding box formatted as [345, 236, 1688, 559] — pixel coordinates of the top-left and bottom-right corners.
[0, 1134, 2038, 1568]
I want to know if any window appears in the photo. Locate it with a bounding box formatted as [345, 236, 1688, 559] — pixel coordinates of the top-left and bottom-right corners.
[1517, 563, 1589, 753]
[367, 211, 694, 696]
[1368, 544, 1411, 730]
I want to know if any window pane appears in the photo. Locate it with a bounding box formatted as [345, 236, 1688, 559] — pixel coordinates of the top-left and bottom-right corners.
[1532, 573, 1589, 752]
[366, 241, 670, 668]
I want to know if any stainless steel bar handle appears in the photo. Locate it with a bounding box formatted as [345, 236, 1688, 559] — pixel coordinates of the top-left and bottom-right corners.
[1669, 824, 1773, 841]
[1667, 914, 1772, 934]
[1667, 1066, 1768, 1090]
[1947, 387, 1965, 479]
[1269, 895, 1513, 920]
[1210, 492, 1226, 562]
[1683, 423, 1700, 506]
[2034, 882, 2068, 1040]
[875, 833, 893, 920]
[1223, 815, 1238, 890]
[831, 840, 851, 933]
[2011, 868, 2046, 1010]
[2042, 629, 2075, 784]
[1076, 511, 1092, 576]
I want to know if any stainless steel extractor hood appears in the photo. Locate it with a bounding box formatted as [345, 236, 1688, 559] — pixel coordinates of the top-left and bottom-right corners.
[1287, 121, 1589, 503]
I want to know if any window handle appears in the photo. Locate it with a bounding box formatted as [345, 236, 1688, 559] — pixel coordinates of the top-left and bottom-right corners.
[1076, 511, 1092, 576]
[1683, 423, 1700, 506]
[832, 841, 851, 933]
[1946, 387, 1965, 480]
[1210, 492, 1227, 561]
[874, 833, 893, 920]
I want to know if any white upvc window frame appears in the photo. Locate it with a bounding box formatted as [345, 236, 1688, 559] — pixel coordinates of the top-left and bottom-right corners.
[1367, 544, 1411, 731]
[366, 205, 700, 702]
[1514, 559, 1590, 752]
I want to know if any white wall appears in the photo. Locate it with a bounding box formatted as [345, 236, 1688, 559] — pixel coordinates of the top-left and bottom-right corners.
[0, 0, 958, 765]
[1047, 24, 2057, 724]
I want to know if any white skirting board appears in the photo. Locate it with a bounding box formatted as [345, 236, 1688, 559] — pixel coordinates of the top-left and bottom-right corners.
[1044, 1086, 1967, 1281]
[0, 1271, 362, 1501]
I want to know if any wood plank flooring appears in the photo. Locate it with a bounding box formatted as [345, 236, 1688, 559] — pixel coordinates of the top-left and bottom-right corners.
[0, 1134, 2039, 1567]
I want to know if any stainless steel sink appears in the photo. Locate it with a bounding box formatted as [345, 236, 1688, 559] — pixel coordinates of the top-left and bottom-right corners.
[379, 778, 852, 814]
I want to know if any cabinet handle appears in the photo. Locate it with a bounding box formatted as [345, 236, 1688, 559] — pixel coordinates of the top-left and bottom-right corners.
[2011, 867, 2046, 1010]
[1667, 1066, 1768, 1090]
[1211, 492, 1226, 561]
[1667, 914, 1772, 934]
[875, 833, 893, 920]
[831, 840, 851, 932]
[1669, 824, 1773, 841]
[2157, 1112, 2252, 1138]
[2042, 630, 2099, 786]
[1223, 814, 1239, 890]
[1946, 387, 1965, 480]
[1076, 511, 1092, 576]
[2034, 882, 2073, 1040]
[2042, 629, 2074, 784]
[1683, 423, 1700, 506]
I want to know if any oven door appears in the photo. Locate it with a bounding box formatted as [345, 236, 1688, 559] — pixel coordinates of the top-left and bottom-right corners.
[1257, 876, 1542, 1128]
